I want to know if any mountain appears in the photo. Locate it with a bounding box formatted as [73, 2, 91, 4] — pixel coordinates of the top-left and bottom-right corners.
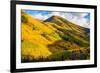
[21, 11, 90, 62]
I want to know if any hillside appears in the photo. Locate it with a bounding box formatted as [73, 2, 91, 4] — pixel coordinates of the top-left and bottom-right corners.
[21, 11, 90, 62]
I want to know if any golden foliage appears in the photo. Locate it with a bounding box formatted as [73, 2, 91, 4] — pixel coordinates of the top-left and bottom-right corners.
[21, 11, 90, 62]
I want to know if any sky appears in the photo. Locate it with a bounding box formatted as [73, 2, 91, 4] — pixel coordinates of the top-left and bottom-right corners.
[23, 10, 90, 28]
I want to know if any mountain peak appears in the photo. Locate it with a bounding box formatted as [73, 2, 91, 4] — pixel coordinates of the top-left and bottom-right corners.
[44, 15, 64, 22]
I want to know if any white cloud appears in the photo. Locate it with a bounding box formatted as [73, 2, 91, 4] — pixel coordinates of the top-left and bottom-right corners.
[31, 14, 48, 20]
[58, 12, 90, 28]
[52, 12, 61, 16]
[30, 11, 90, 28]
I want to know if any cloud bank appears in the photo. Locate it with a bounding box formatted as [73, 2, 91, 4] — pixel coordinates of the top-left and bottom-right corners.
[23, 10, 90, 28]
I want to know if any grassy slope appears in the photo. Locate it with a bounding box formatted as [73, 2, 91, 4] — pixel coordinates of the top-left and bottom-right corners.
[21, 12, 90, 62]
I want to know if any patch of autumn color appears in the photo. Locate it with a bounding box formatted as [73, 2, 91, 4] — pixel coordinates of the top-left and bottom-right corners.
[22, 41, 52, 60]
[21, 23, 52, 45]
[21, 12, 61, 60]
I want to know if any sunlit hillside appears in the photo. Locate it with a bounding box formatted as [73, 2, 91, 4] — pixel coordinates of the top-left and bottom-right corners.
[21, 11, 90, 62]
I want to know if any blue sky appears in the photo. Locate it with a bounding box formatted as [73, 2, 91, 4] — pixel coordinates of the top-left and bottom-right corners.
[24, 10, 51, 16]
[23, 10, 90, 28]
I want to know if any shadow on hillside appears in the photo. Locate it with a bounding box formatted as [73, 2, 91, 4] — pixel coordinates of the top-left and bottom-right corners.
[47, 40, 90, 61]
[55, 28, 90, 47]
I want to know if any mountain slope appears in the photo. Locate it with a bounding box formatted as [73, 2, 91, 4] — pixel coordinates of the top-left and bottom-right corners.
[45, 16, 90, 46]
[21, 11, 90, 62]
